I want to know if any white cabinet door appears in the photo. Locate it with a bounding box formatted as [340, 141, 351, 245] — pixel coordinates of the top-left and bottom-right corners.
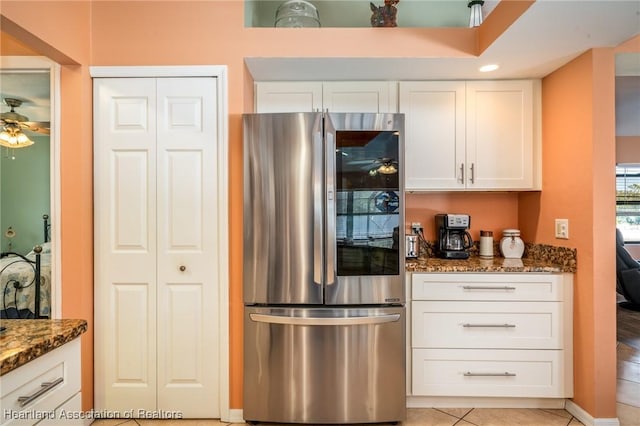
[399, 81, 465, 190]
[254, 81, 322, 112]
[94, 77, 220, 418]
[255, 81, 397, 113]
[466, 80, 535, 190]
[400, 80, 539, 191]
[322, 81, 397, 113]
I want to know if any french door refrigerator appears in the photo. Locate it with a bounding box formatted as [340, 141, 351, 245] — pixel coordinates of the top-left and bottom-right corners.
[243, 112, 405, 424]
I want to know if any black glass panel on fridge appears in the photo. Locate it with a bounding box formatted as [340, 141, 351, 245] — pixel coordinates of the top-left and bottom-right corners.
[335, 130, 400, 276]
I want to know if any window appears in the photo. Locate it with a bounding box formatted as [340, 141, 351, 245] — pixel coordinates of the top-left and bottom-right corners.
[616, 165, 640, 242]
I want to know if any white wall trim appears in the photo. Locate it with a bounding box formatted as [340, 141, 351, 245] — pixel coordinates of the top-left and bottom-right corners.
[89, 65, 227, 78]
[0, 56, 61, 319]
[565, 399, 620, 426]
[227, 409, 245, 424]
[407, 396, 566, 409]
[89, 65, 230, 421]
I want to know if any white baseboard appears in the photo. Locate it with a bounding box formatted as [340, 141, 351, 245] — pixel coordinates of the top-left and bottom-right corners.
[225, 409, 244, 424]
[407, 396, 566, 409]
[565, 400, 620, 426]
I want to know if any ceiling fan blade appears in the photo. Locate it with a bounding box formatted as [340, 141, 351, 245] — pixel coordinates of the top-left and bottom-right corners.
[22, 121, 50, 135]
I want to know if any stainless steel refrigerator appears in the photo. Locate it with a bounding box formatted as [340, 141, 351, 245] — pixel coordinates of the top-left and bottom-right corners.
[243, 112, 405, 424]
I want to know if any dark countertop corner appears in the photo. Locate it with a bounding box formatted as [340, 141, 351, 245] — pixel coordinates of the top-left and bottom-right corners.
[0, 319, 88, 376]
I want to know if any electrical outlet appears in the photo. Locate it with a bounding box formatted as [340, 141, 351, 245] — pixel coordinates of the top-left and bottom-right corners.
[411, 222, 422, 234]
[555, 218, 569, 239]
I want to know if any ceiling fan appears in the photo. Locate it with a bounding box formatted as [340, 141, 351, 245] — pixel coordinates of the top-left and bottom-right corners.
[0, 98, 50, 136]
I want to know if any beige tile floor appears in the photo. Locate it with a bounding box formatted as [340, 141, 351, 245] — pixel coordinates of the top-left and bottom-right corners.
[92, 343, 640, 426]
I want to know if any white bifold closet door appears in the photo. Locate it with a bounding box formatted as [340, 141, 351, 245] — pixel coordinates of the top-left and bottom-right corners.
[94, 77, 220, 418]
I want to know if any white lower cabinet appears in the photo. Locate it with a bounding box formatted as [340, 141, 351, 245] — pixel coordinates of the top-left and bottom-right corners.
[410, 273, 573, 400]
[1, 339, 82, 426]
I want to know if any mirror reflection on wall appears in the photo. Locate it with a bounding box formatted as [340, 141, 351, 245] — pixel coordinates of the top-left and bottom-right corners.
[0, 71, 51, 255]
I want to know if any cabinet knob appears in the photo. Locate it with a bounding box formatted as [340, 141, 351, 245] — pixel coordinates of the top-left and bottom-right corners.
[179, 265, 186, 272]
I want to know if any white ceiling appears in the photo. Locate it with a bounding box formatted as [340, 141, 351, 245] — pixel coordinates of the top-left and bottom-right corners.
[0, 72, 50, 123]
[245, 0, 640, 81]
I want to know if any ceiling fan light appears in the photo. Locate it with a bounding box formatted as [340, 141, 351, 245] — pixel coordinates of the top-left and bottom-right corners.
[0, 127, 33, 148]
[377, 163, 398, 174]
[468, 0, 484, 27]
[17, 132, 31, 144]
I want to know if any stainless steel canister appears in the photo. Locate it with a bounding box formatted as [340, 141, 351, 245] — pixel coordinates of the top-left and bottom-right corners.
[406, 235, 419, 259]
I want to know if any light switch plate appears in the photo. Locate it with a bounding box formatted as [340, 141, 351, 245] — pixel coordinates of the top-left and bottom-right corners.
[555, 218, 569, 239]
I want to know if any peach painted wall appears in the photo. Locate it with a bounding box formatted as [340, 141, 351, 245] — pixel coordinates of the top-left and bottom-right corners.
[519, 49, 617, 417]
[1, 1, 94, 411]
[406, 192, 520, 242]
[0, 31, 39, 55]
[3, 0, 619, 420]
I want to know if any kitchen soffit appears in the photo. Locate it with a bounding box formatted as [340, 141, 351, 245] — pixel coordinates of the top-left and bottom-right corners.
[245, 0, 640, 81]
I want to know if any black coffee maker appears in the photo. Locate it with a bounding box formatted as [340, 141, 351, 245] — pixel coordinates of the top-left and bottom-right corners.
[435, 214, 473, 259]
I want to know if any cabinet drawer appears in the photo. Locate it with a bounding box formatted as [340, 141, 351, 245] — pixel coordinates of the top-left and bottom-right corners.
[412, 301, 564, 349]
[412, 273, 563, 301]
[412, 348, 570, 398]
[1, 339, 81, 426]
[37, 392, 82, 425]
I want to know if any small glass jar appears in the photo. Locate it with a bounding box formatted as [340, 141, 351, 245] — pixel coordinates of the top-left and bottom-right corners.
[275, 0, 321, 27]
[500, 229, 525, 259]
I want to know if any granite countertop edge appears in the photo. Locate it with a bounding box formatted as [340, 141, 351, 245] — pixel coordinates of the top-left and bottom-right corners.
[406, 258, 569, 273]
[0, 319, 88, 376]
[407, 242, 577, 274]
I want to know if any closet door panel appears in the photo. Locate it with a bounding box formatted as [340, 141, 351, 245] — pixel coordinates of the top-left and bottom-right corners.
[165, 151, 203, 249]
[114, 284, 152, 381]
[156, 78, 220, 417]
[112, 151, 150, 250]
[94, 78, 158, 412]
[165, 284, 204, 380]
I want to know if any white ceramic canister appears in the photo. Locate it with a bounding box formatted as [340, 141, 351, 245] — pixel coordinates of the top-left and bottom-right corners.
[479, 230, 494, 258]
[500, 229, 525, 259]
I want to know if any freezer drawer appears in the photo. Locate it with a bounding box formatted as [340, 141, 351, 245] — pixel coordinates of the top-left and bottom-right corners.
[243, 306, 406, 424]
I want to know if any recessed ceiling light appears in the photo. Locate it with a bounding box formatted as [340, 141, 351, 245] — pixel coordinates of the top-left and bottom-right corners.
[479, 64, 499, 72]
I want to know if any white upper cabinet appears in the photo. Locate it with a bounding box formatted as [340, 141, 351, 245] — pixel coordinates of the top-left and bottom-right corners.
[400, 81, 466, 190]
[255, 82, 322, 112]
[255, 81, 398, 113]
[400, 80, 541, 191]
[322, 81, 397, 113]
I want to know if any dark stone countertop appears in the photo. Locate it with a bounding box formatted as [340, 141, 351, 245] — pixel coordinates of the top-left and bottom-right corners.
[407, 255, 569, 273]
[0, 319, 87, 376]
[407, 242, 577, 273]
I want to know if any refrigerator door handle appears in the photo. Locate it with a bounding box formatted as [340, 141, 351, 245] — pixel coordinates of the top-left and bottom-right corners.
[313, 128, 324, 286]
[249, 313, 401, 326]
[325, 124, 336, 287]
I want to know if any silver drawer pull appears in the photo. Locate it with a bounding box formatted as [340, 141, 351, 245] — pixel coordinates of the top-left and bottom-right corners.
[464, 372, 517, 377]
[17, 377, 64, 407]
[462, 323, 516, 328]
[462, 286, 516, 290]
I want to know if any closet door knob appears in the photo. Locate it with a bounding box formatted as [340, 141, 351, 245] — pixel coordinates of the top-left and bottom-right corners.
[179, 265, 186, 272]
